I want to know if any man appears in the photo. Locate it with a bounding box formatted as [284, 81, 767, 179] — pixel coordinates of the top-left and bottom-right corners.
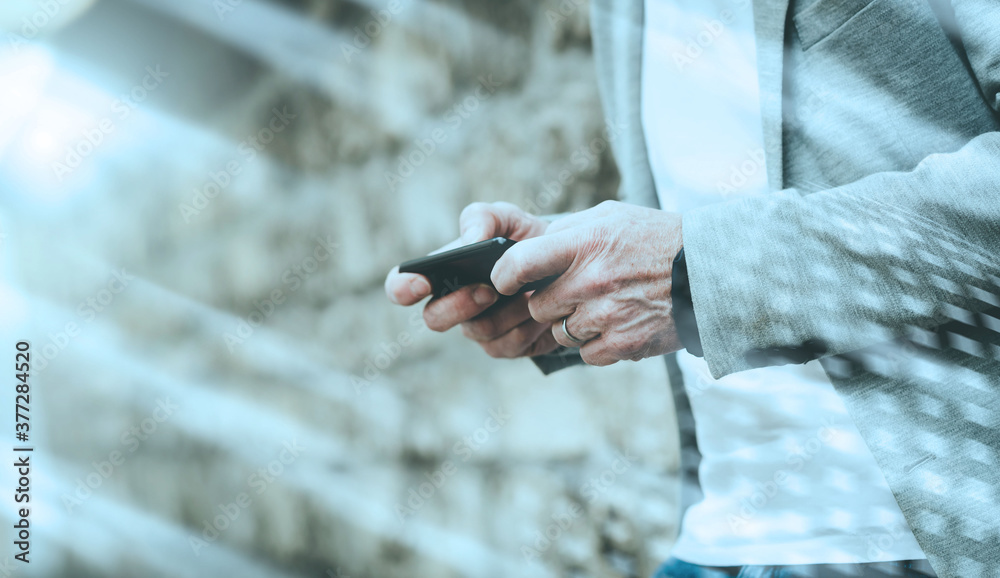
[386, 0, 1000, 576]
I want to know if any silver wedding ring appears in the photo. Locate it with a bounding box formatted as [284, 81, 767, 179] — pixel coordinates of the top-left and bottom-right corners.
[561, 317, 586, 345]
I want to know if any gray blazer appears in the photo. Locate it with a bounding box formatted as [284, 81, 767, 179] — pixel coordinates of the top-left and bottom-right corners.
[586, 0, 1000, 575]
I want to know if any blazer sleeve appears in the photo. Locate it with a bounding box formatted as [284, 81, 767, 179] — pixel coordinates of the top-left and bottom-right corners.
[682, 0, 1000, 379]
[683, 130, 1000, 379]
[679, 1, 1000, 380]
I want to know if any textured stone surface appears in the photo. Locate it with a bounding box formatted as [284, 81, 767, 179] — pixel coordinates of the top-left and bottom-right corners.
[2, 0, 681, 576]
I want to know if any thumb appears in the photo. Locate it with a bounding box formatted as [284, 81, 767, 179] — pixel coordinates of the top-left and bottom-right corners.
[490, 231, 578, 295]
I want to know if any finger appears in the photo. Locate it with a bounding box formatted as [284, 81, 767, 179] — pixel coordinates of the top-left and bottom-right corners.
[579, 332, 640, 367]
[461, 293, 533, 342]
[388, 232, 476, 305]
[525, 277, 578, 324]
[550, 313, 601, 349]
[524, 329, 561, 357]
[491, 231, 578, 296]
[423, 283, 499, 332]
[479, 318, 553, 359]
[580, 339, 619, 366]
[385, 266, 432, 305]
[459, 201, 540, 244]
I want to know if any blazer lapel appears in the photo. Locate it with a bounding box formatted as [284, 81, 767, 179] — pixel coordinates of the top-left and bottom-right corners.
[597, 0, 791, 198]
[591, 0, 660, 210]
[753, 0, 792, 191]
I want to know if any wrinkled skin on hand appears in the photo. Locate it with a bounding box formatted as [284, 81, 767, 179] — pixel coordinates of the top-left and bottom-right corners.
[491, 200, 684, 366]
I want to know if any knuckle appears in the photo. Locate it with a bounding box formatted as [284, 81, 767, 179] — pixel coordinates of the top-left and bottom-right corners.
[493, 201, 520, 214]
[423, 310, 446, 332]
[605, 332, 640, 358]
[602, 331, 626, 353]
[481, 343, 505, 358]
[527, 295, 547, 322]
[581, 345, 612, 367]
[589, 299, 616, 327]
[596, 199, 619, 214]
[460, 323, 479, 341]
[461, 202, 502, 233]
[423, 302, 454, 332]
[460, 202, 488, 220]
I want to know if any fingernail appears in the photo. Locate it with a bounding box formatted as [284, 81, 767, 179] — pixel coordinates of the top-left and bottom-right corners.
[410, 276, 431, 297]
[472, 284, 498, 307]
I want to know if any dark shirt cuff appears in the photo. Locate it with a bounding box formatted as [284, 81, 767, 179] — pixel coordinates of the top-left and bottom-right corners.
[672, 247, 704, 357]
[530, 346, 585, 375]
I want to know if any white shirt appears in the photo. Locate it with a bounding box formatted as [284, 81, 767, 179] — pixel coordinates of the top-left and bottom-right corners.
[640, 0, 926, 565]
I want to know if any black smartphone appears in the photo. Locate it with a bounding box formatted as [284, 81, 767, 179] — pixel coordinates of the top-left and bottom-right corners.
[399, 237, 556, 298]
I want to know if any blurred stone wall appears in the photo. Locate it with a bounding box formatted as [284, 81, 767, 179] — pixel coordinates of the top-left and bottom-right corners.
[3, 0, 682, 576]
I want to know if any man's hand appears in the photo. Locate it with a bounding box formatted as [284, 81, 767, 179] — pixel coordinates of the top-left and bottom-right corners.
[490, 200, 684, 366]
[384, 202, 562, 358]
